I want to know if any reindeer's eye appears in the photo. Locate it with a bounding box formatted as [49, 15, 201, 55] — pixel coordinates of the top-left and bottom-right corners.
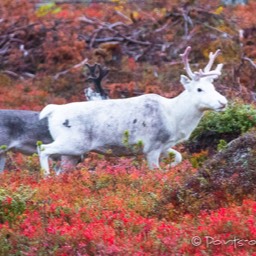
[197, 88, 203, 92]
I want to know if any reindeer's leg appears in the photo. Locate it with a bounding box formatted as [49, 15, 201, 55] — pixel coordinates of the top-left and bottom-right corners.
[0, 153, 6, 172]
[58, 155, 82, 174]
[146, 150, 161, 170]
[163, 148, 182, 167]
[37, 145, 50, 176]
[38, 140, 86, 176]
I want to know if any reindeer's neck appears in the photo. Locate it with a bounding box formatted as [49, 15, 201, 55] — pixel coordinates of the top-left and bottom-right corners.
[169, 91, 204, 141]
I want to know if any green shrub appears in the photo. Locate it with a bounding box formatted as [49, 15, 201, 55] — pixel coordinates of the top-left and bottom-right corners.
[190, 102, 256, 140]
[187, 102, 256, 153]
[0, 186, 36, 225]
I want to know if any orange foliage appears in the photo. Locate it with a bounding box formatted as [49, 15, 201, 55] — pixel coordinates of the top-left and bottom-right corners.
[107, 81, 135, 98]
[234, 2, 256, 28]
[1, 0, 256, 104]
[144, 85, 162, 94]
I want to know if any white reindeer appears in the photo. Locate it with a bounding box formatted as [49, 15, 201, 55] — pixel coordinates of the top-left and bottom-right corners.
[38, 47, 228, 175]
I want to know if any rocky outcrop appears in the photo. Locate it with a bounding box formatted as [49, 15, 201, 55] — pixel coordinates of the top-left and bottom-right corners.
[187, 129, 256, 195]
[157, 130, 256, 217]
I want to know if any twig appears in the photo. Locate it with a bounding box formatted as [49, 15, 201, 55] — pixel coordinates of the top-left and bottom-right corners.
[79, 35, 124, 43]
[78, 16, 104, 26]
[119, 34, 151, 46]
[89, 29, 102, 48]
[54, 58, 88, 80]
[181, 9, 193, 37]
[114, 11, 131, 22]
[83, 32, 153, 47]
[199, 22, 233, 39]
[243, 57, 256, 69]
[155, 20, 172, 33]
[135, 44, 153, 61]
[3, 70, 24, 80]
[108, 22, 128, 29]
[23, 72, 35, 78]
[0, 45, 9, 55]
[89, 22, 128, 48]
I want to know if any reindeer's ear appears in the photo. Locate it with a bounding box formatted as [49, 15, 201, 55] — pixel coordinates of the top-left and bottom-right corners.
[180, 75, 192, 90]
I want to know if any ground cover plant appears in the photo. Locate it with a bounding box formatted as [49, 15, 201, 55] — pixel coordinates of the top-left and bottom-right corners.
[1, 0, 256, 255]
[1, 158, 256, 255]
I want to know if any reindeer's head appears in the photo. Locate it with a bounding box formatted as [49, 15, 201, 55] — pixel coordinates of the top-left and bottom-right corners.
[84, 63, 109, 101]
[180, 46, 227, 112]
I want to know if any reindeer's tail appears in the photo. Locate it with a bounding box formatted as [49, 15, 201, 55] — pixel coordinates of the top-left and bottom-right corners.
[39, 104, 58, 120]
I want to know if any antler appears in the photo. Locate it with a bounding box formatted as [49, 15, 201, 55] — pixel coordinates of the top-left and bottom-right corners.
[203, 49, 221, 72]
[180, 46, 195, 80]
[85, 63, 109, 99]
[180, 47, 223, 81]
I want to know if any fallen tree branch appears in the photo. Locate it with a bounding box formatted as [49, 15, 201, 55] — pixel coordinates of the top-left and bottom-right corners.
[3, 70, 24, 80]
[79, 35, 124, 43]
[54, 57, 88, 80]
[243, 57, 256, 69]
[114, 11, 132, 22]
